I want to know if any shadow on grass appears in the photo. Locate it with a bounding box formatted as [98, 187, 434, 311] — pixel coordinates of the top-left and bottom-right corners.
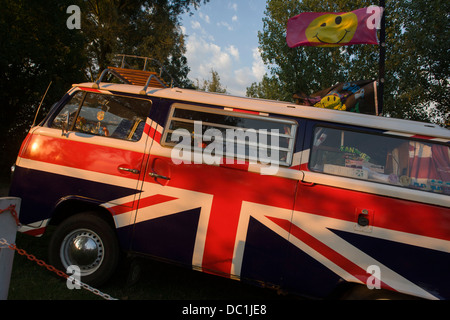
[8, 231, 294, 300]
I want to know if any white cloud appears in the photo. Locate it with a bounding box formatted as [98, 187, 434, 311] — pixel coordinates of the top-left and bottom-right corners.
[251, 47, 265, 80]
[234, 68, 252, 87]
[185, 34, 233, 81]
[227, 45, 240, 61]
[181, 3, 267, 97]
[199, 12, 210, 24]
[185, 32, 267, 96]
[230, 48, 266, 96]
[217, 21, 233, 31]
[191, 20, 201, 30]
[185, 33, 256, 96]
[188, 19, 214, 41]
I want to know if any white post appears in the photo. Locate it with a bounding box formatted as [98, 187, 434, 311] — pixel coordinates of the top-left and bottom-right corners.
[0, 197, 21, 300]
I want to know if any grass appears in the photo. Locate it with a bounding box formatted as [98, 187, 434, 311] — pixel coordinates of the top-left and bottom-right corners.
[8, 232, 291, 301]
[1, 179, 296, 301]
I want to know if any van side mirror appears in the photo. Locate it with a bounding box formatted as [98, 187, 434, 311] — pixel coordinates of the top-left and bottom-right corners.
[62, 111, 70, 137]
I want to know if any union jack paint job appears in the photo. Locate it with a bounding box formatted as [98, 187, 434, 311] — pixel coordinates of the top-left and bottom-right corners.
[10, 83, 450, 300]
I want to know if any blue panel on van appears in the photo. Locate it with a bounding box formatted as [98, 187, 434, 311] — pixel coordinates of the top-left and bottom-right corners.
[241, 217, 341, 298]
[131, 208, 201, 266]
[330, 229, 450, 300]
[240, 217, 287, 286]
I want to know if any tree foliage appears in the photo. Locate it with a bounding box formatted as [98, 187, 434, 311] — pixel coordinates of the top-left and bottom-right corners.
[0, 0, 87, 177]
[246, 75, 284, 101]
[195, 69, 227, 93]
[80, 0, 208, 86]
[389, 0, 449, 123]
[249, 0, 449, 125]
[0, 0, 209, 177]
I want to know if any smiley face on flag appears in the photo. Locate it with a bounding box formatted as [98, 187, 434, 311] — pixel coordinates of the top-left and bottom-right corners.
[305, 12, 358, 47]
[286, 7, 380, 48]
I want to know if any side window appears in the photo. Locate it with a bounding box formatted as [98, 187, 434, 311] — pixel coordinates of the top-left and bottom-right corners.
[162, 104, 297, 166]
[310, 126, 450, 195]
[51, 91, 152, 142]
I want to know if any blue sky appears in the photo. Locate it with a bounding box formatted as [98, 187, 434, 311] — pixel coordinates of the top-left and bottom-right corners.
[180, 1, 268, 96]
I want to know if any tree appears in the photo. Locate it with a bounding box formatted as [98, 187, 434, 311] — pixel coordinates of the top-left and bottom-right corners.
[253, 0, 375, 102]
[80, 0, 209, 86]
[250, 0, 449, 125]
[246, 75, 284, 101]
[0, 0, 87, 178]
[0, 0, 211, 178]
[387, 0, 449, 123]
[195, 69, 227, 93]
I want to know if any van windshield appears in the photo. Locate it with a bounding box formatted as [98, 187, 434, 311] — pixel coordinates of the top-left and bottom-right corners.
[51, 91, 152, 141]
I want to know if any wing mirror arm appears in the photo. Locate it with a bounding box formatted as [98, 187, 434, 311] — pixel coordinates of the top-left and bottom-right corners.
[62, 111, 70, 137]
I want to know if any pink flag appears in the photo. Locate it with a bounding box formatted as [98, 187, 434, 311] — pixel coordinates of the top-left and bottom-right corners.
[286, 7, 382, 48]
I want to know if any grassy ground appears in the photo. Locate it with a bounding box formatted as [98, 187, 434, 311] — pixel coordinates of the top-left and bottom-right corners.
[8, 232, 291, 300]
[1, 179, 296, 301]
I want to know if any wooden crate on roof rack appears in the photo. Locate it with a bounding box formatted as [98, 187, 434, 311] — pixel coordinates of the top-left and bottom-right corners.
[108, 67, 168, 88]
[92, 54, 175, 93]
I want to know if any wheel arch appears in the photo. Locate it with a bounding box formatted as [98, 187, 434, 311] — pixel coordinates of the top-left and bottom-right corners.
[49, 196, 116, 230]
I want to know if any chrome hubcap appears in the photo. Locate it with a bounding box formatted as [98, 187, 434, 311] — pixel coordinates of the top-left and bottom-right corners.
[61, 229, 104, 276]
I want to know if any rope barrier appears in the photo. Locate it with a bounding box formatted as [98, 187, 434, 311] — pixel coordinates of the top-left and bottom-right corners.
[0, 203, 118, 301]
[0, 205, 20, 227]
[1, 202, 117, 299]
[0, 237, 118, 300]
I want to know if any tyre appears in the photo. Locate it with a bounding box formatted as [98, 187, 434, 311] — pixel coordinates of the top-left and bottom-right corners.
[49, 212, 120, 287]
[341, 284, 419, 300]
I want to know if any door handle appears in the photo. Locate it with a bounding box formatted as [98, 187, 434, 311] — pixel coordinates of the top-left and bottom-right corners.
[355, 208, 373, 233]
[118, 167, 140, 174]
[149, 172, 171, 181]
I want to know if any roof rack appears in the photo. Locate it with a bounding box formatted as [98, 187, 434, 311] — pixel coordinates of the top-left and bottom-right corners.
[92, 54, 175, 94]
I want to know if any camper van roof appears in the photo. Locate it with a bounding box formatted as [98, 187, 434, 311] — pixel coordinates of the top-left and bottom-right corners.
[73, 82, 450, 141]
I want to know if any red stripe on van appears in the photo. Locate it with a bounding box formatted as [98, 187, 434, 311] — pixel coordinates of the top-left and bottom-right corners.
[296, 183, 450, 242]
[20, 134, 145, 181]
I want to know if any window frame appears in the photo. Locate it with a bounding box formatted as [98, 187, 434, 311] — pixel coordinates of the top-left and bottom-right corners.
[161, 103, 298, 167]
[50, 90, 152, 143]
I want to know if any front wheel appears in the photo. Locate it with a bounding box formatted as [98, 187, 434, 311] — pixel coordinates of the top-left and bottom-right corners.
[49, 212, 120, 287]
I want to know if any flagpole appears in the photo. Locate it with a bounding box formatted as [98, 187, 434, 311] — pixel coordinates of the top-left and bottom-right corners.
[378, 0, 386, 116]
